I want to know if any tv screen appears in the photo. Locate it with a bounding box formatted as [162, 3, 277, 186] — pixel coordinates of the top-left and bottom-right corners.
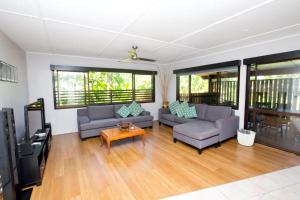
[27, 110, 43, 139]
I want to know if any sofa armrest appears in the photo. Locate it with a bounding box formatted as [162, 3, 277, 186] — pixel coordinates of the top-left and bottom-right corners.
[141, 111, 151, 116]
[78, 116, 90, 124]
[159, 108, 170, 114]
[215, 116, 239, 142]
[159, 108, 170, 120]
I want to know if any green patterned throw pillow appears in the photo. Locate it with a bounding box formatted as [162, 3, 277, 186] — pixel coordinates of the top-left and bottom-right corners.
[184, 106, 197, 119]
[175, 102, 189, 118]
[128, 101, 144, 117]
[169, 101, 180, 115]
[117, 105, 130, 118]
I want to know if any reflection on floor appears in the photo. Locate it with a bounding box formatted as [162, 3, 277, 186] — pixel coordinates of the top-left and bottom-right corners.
[256, 119, 300, 154]
[163, 165, 300, 200]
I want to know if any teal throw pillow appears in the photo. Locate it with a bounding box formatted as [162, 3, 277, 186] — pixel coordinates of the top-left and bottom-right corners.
[169, 101, 180, 115]
[184, 106, 197, 119]
[117, 105, 130, 118]
[128, 101, 144, 117]
[176, 102, 189, 118]
[181, 101, 189, 108]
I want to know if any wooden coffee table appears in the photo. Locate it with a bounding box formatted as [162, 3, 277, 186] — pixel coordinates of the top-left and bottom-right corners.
[100, 126, 145, 154]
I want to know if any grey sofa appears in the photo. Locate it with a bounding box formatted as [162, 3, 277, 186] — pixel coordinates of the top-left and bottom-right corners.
[159, 104, 239, 154]
[77, 104, 153, 140]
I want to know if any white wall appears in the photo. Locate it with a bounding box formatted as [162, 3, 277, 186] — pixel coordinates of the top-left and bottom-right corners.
[26, 53, 162, 135]
[168, 34, 300, 128]
[0, 31, 28, 139]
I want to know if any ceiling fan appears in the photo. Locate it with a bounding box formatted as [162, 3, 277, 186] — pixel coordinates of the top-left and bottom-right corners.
[119, 46, 156, 63]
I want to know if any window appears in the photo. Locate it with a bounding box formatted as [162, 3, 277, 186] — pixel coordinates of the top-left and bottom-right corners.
[175, 60, 240, 109]
[52, 66, 156, 109]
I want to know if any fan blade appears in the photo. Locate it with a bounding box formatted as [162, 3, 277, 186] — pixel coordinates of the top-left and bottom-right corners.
[118, 58, 134, 63]
[137, 57, 156, 62]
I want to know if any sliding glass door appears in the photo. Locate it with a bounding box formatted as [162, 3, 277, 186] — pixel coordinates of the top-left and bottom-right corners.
[245, 59, 300, 154]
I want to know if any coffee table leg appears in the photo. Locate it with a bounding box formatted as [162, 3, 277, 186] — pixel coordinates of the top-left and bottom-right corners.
[142, 135, 145, 146]
[100, 135, 104, 146]
[107, 140, 111, 154]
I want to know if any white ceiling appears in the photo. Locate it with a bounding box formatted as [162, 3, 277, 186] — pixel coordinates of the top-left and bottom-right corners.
[0, 0, 299, 64]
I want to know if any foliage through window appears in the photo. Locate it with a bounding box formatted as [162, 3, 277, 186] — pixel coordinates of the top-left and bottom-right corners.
[52, 66, 155, 109]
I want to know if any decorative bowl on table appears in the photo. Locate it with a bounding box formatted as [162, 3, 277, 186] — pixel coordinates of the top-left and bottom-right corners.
[117, 122, 133, 131]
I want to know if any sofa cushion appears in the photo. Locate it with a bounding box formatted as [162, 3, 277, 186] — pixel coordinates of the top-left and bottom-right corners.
[174, 116, 197, 124]
[204, 105, 232, 122]
[117, 105, 131, 118]
[175, 102, 189, 117]
[169, 101, 180, 115]
[119, 115, 153, 124]
[80, 118, 119, 131]
[173, 121, 219, 140]
[184, 106, 197, 118]
[130, 103, 144, 117]
[195, 104, 208, 120]
[114, 104, 129, 118]
[87, 105, 115, 120]
[128, 102, 140, 113]
[161, 114, 176, 122]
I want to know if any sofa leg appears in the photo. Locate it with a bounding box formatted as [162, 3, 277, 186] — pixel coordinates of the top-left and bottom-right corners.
[214, 142, 221, 148]
[198, 149, 202, 154]
[173, 138, 177, 143]
[159, 122, 162, 125]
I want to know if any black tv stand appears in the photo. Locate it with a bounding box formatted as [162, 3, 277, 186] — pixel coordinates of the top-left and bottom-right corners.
[18, 123, 52, 188]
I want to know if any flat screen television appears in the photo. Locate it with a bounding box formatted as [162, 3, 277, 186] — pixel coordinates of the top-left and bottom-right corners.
[24, 98, 45, 141]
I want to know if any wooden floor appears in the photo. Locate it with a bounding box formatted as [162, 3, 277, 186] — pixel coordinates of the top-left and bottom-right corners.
[31, 122, 300, 200]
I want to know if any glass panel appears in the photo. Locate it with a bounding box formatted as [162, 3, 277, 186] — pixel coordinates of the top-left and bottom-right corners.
[179, 75, 189, 102]
[191, 74, 209, 93]
[135, 74, 152, 102]
[56, 71, 86, 107]
[88, 72, 133, 104]
[88, 71, 110, 104]
[219, 68, 239, 107]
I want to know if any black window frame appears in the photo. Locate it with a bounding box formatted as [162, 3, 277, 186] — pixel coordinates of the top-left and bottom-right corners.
[50, 65, 157, 109]
[174, 60, 241, 110]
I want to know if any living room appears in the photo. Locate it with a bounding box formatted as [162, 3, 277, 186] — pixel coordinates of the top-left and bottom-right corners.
[1, 0, 300, 199]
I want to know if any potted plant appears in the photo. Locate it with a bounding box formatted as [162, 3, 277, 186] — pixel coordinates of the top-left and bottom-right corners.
[159, 69, 171, 108]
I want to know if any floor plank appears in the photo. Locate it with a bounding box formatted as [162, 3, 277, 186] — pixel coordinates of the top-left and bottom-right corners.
[30, 122, 300, 200]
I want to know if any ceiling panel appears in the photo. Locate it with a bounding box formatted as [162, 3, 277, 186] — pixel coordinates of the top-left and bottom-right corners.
[100, 33, 167, 59]
[45, 21, 117, 57]
[0, 0, 40, 16]
[163, 50, 211, 64]
[0, 12, 49, 52]
[177, 0, 300, 49]
[39, 0, 155, 32]
[149, 44, 200, 63]
[124, 0, 267, 42]
[208, 24, 300, 53]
